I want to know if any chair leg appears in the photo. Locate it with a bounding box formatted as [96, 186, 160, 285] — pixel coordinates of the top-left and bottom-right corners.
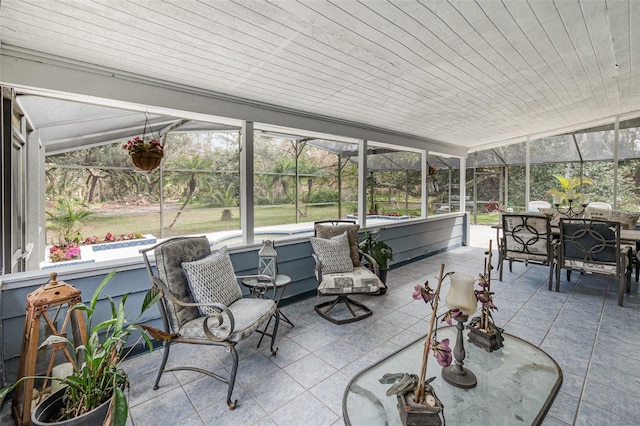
[509, 259, 513, 273]
[269, 313, 280, 356]
[618, 275, 626, 307]
[226, 346, 239, 410]
[555, 263, 561, 292]
[566, 270, 571, 282]
[153, 340, 172, 390]
[548, 262, 554, 291]
[499, 254, 504, 281]
[315, 295, 373, 325]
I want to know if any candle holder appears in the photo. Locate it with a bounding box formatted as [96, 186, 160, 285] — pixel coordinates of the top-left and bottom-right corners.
[553, 197, 588, 218]
[441, 316, 477, 389]
[441, 272, 477, 389]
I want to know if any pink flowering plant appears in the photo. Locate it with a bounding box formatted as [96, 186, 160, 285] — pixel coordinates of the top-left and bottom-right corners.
[412, 281, 455, 368]
[83, 232, 144, 245]
[48, 243, 81, 262]
[408, 264, 455, 405]
[122, 136, 164, 155]
[469, 246, 500, 334]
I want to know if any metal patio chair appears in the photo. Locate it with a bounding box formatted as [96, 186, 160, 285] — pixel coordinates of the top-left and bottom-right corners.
[556, 219, 632, 306]
[310, 220, 385, 324]
[499, 213, 554, 289]
[141, 236, 279, 410]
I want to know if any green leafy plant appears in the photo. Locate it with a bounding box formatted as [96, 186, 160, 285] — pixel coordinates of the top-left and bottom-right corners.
[359, 230, 393, 270]
[548, 174, 594, 201]
[0, 271, 161, 424]
[46, 199, 93, 247]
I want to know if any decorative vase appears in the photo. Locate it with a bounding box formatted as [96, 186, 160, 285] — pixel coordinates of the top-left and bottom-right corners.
[130, 152, 163, 171]
[467, 316, 504, 352]
[446, 272, 477, 316]
[397, 392, 442, 426]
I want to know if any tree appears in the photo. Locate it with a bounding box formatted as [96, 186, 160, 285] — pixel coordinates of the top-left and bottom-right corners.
[165, 155, 214, 228]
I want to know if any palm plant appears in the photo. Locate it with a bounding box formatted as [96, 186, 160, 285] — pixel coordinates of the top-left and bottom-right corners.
[166, 155, 214, 228]
[46, 199, 93, 246]
[548, 174, 594, 202]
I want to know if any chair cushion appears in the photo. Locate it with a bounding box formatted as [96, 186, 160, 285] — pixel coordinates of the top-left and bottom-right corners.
[564, 258, 628, 276]
[584, 207, 640, 230]
[310, 231, 354, 274]
[182, 247, 243, 315]
[179, 298, 277, 343]
[317, 266, 383, 295]
[154, 237, 212, 330]
[538, 208, 570, 226]
[314, 222, 361, 267]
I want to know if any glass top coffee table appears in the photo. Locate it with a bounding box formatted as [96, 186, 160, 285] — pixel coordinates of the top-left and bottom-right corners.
[343, 326, 562, 426]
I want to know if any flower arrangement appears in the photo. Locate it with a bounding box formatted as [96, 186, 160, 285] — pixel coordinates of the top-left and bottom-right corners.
[468, 241, 504, 351]
[121, 136, 164, 156]
[409, 264, 453, 405]
[83, 232, 144, 245]
[48, 243, 81, 262]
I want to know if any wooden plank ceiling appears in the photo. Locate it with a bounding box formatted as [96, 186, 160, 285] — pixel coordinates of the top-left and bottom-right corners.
[0, 0, 638, 150]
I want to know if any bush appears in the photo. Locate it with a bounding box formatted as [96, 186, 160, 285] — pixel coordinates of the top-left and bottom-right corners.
[309, 188, 338, 203]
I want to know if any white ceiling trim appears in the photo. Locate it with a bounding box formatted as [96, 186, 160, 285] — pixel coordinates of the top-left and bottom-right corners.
[0, 48, 466, 157]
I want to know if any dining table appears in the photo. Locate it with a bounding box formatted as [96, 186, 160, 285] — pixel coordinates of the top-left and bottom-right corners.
[491, 223, 640, 243]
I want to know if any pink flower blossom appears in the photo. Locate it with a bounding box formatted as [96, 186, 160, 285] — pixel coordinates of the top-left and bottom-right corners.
[430, 338, 452, 367]
[413, 281, 436, 303]
[442, 308, 463, 326]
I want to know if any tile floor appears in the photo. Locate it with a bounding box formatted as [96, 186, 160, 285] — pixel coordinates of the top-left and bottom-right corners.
[3, 237, 640, 425]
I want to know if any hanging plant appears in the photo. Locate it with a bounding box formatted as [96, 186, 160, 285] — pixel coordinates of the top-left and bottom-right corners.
[122, 136, 164, 171]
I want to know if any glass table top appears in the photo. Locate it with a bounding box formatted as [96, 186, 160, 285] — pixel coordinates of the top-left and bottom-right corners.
[343, 326, 562, 426]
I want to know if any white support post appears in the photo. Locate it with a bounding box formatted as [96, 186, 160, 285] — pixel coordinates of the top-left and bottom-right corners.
[525, 137, 531, 212]
[240, 121, 254, 245]
[422, 151, 428, 218]
[460, 156, 468, 245]
[613, 116, 619, 209]
[358, 140, 367, 229]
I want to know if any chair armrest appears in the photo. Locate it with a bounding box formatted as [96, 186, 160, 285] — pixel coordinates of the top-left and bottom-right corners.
[358, 250, 380, 277]
[312, 253, 323, 283]
[151, 276, 235, 342]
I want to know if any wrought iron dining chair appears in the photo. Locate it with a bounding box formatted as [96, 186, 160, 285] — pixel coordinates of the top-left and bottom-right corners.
[555, 219, 632, 306]
[140, 236, 279, 410]
[584, 207, 640, 281]
[310, 220, 385, 324]
[499, 214, 554, 289]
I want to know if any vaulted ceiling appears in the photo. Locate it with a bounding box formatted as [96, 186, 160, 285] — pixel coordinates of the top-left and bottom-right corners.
[1, 0, 639, 152]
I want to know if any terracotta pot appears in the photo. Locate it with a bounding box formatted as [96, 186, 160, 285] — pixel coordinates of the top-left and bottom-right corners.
[130, 152, 163, 171]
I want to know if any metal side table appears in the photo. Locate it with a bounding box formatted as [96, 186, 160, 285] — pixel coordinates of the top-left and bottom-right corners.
[241, 274, 294, 347]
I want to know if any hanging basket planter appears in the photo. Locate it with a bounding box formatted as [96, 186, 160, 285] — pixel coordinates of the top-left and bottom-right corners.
[122, 113, 166, 172]
[130, 151, 163, 171]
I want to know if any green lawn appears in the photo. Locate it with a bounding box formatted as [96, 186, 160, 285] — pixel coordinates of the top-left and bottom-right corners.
[66, 204, 344, 243]
[52, 202, 472, 244]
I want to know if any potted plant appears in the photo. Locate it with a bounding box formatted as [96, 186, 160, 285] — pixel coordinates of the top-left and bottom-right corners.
[359, 230, 393, 286]
[381, 264, 453, 425]
[122, 135, 164, 171]
[548, 174, 593, 204]
[0, 270, 161, 425]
